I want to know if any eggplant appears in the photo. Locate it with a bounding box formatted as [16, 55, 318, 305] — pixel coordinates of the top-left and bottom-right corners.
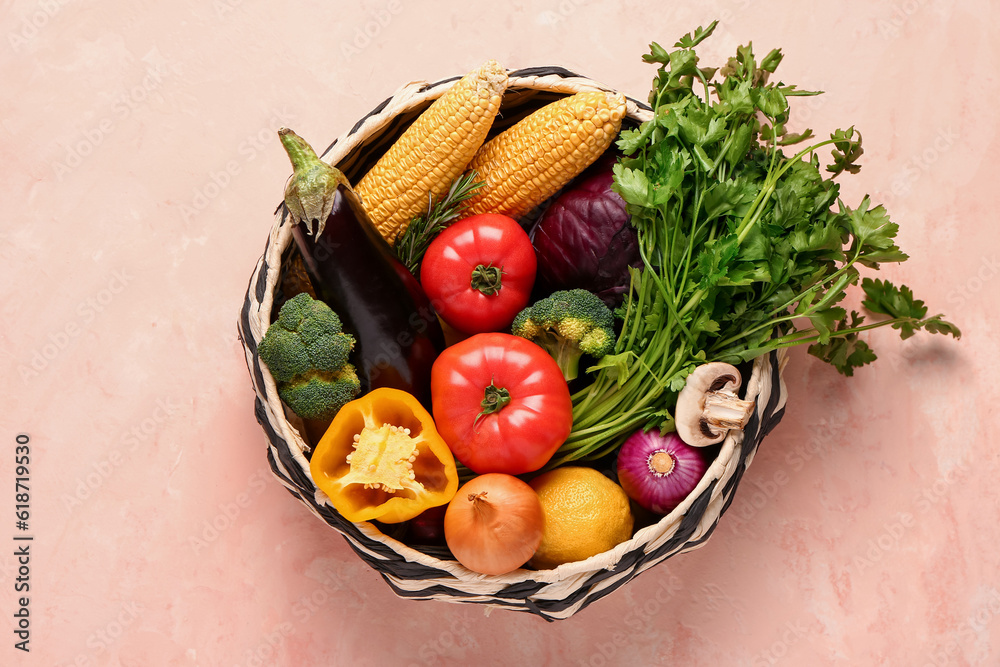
[278, 129, 444, 408]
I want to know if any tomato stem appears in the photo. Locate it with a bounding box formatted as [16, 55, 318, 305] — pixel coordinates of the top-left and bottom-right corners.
[470, 263, 504, 296]
[480, 383, 511, 414]
[473, 382, 511, 431]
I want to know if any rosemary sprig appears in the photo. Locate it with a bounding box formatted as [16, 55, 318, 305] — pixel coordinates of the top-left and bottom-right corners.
[393, 171, 485, 277]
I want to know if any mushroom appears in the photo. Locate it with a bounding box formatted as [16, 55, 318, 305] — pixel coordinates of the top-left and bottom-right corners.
[674, 362, 755, 447]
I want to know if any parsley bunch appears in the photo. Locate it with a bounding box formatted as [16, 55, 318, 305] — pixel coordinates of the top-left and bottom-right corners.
[555, 22, 959, 465]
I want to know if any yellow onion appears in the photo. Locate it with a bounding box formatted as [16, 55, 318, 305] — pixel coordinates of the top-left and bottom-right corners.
[444, 474, 544, 575]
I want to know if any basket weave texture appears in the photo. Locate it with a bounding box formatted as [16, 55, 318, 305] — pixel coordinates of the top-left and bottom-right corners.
[238, 67, 789, 621]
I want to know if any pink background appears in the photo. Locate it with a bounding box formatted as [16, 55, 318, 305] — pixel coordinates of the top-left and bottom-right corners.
[3, 0, 998, 664]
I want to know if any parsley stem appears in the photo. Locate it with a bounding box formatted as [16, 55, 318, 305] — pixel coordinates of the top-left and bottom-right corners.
[639, 237, 690, 342]
[764, 249, 862, 319]
[769, 317, 920, 348]
[709, 312, 800, 353]
[676, 174, 705, 297]
[567, 342, 686, 443]
[734, 136, 842, 246]
[559, 30, 955, 463]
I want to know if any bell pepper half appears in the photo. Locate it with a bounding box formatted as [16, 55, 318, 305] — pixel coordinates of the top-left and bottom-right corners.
[309, 387, 459, 523]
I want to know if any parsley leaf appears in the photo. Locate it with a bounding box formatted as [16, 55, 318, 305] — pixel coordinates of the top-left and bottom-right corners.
[828, 127, 864, 175]
[559, 22, 959, 463]
[861, 278, 960, 339]
[673, 21, 719, 49]
[808, 311, 878, 376]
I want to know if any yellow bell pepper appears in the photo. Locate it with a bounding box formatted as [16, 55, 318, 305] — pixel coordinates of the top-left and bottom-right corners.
[309, 388, 459, 523]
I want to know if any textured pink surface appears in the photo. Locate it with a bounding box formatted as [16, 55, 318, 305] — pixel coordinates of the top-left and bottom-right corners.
[2, 1, 997, 665]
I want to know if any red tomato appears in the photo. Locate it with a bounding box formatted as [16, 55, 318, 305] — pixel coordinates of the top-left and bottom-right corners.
[420, 214, 536, 334]
[431, 333, 572, 475]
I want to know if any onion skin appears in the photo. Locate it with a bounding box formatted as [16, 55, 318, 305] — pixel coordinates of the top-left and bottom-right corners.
[444, 474, 544, 575]
[616, 429, 708, 515]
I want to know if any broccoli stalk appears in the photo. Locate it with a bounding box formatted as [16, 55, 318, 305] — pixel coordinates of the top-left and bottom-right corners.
[257, 293, 361, 421]
[511, 289, 615, 381]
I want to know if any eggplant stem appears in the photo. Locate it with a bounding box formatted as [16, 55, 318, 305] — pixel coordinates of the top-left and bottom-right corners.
[278, 128, 322, 173]
[278, 128, 351, 235]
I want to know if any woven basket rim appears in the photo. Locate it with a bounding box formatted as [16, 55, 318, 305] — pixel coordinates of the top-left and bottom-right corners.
[238, 64, 789, 618]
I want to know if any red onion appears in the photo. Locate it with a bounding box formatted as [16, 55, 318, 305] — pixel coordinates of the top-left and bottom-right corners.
[616, 429, 708, 515]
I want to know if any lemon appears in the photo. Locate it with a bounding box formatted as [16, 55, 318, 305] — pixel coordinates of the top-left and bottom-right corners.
[529, 466, 634, 569]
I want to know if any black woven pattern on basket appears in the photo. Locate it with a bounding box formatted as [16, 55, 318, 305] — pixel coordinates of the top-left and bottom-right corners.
[241, 237, 786, 619]
[240, 239, 783, 617]
[530, 367, 781, 620]
[238, 66, 786, 621]
[242, 302, 783, 621]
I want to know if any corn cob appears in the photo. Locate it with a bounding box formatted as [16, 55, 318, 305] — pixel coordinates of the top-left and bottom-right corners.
[462, 91, 627, 220]
[355, 60, 508, 245]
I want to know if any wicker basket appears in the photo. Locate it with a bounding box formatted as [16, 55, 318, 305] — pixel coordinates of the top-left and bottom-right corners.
[238, 67, 789, 621]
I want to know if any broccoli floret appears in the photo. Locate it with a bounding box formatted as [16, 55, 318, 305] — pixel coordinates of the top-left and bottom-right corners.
[258, 293, 360, 420]
[511, 289, 615, 381]
[277, 367, 361, 421]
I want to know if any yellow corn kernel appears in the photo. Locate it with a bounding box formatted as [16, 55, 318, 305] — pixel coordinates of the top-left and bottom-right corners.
[462, 91, 627, 220]
[355, 60, 508, 244]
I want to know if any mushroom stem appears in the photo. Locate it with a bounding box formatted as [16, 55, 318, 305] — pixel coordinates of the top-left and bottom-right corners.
[702, 391, 755, 434]
[674, 362, 756, 447]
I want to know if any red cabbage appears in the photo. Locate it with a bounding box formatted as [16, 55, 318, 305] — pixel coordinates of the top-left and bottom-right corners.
[529, 159, 640, 306]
